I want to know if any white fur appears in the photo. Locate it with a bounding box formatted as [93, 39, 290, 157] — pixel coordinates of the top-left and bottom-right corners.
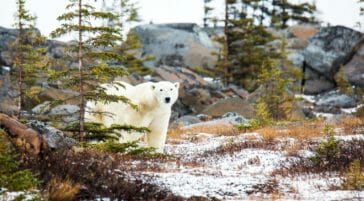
[85, 81, 179, 153]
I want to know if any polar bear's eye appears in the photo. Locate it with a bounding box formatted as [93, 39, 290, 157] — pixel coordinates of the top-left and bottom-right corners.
[160, 89, 163, 91]
[170, 88, 173, 91]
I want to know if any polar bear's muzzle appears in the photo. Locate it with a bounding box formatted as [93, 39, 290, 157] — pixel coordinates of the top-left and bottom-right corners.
[165, 97, 171, 103]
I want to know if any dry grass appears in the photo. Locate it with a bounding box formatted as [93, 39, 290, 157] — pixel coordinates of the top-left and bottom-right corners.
[337, 116, 364, 134]
[254, 120, 326, 141]
[284, 121, 325, 139]
[284, 142, 302, 156]
[47, 177, 80, 201]
[256, 127, 281, 141]
[168, 116, 363, 143]
[168, 122, 240, 140]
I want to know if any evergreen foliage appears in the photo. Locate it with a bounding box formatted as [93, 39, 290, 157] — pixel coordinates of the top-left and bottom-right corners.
[10, 0, 48, 117]
[83, 140, 163, 157]
[203, 0, 215, 27]
[341, 160, 364, 190]
[310, 125, 341, 168]
[255, 38, 299, 121]
[0, 130, 39, 192]
[50, 0, 145, 141]
[271, 0, 317, 28]
[207, 0, 279, 91]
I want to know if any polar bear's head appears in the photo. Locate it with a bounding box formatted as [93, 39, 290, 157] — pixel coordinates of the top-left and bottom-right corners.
[151, 81, 179, 106]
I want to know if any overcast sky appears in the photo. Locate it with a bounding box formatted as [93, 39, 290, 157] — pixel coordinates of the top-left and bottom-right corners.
[0, 0, 362, 41]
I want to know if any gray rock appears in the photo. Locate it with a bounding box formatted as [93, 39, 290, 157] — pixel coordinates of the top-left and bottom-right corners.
[32, 101, 51, 114]
[0, 66, 11, 100]
[0, 26, 67, 65]
[133, 23, 218, 68]
[302, 26, 364, 94]
[303, 68, 336, 94]
[316, 91, 357, 108]
[174, 115, 202, 126]
[303, 26, 363, 76]
[49, 104, 80, 123]
[288, 51, 305, 67]
[344, 43, 364, 87]
[27, 120, 77, 149]
[220, 112, 250, 125]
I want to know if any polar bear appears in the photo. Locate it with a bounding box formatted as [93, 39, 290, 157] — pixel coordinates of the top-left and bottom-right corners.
[85, 81, 179, 153]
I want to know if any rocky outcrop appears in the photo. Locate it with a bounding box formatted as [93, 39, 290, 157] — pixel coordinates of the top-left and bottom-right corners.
[344, 43, 364, 87]
[0, 26, 67, 67]
[133, 23, 218, 68]
[316, 91, 357, 109]
[27, 120, 77, 149]
[302, 26, 364, 94]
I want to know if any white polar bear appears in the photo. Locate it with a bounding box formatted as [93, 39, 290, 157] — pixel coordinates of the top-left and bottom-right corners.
[85, 81, 179, 153]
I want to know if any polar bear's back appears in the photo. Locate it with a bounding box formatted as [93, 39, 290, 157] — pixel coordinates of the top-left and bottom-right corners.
[102, 81, 133, 96]
[86, 81, 155, 127]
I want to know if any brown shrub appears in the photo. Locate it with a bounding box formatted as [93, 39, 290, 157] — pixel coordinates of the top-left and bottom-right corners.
[24, 149, 182, 200]
[273, 139, 364, 176]
[47, 177, 80, 201]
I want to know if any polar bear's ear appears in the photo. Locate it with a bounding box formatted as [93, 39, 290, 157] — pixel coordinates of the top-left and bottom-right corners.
[174, 82, 180, 89]
[151, 84, 156, 90]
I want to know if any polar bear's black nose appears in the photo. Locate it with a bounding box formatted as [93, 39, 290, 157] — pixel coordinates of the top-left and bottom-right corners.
[165, 97, 171, 103]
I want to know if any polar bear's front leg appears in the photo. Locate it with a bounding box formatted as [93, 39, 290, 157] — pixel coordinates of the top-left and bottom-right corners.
[146, 113, 171, 153]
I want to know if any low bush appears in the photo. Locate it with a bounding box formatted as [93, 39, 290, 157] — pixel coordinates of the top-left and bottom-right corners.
[341, 160, 364, 190]
[47, 177, 80, 201]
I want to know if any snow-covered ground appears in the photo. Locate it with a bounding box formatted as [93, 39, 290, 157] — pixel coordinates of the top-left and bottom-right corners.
[129, 132, 364, 200]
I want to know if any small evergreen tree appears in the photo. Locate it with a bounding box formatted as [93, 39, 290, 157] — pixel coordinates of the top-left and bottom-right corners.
[11, 0, 48, 117]
[271, 0, 317, 28]
[50, 0, 146, 141]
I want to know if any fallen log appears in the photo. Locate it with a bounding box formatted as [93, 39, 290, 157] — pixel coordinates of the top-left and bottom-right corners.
[0, 113, 42, 155]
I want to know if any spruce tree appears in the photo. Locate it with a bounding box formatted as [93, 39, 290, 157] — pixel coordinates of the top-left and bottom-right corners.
[271, 0, 317, 28]
[256, 39, 297, 121]
[197, 0, 279, 90]
[50, 0, 146, 141]
[11, 0, 48, 118]
[203, 0, 215, 28]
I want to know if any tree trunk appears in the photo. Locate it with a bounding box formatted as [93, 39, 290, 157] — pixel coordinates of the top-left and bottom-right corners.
[17, 0, 24, 118]
[224, 0, 230, 86]
[78, 0, 85, 141]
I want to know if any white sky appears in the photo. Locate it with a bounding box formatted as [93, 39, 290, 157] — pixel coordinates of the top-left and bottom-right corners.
[0, 0, 362, 41]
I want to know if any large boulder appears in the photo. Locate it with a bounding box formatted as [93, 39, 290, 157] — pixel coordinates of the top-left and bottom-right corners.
[133, 23, 218, 68]
[344, 44, 364, 87]
[302, 26, 364, 94]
